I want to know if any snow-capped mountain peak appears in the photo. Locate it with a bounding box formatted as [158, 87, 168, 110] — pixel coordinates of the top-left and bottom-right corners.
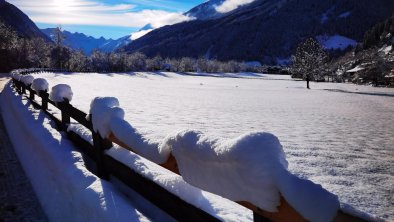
[41, 28, 131, 55]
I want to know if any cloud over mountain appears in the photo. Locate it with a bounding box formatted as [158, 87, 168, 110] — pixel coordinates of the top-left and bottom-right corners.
[215, 0, 256, 13]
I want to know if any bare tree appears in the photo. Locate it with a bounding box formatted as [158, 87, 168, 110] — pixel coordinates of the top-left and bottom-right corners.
[68, 50, 88, 72]
[146, 55, 163, 71]
[126, 52, 147, 71]
[179, 57, 196, 72]
[51, 26, 70, 69]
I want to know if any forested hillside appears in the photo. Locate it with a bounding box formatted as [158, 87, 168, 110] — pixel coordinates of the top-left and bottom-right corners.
[125, 0, 394, 65]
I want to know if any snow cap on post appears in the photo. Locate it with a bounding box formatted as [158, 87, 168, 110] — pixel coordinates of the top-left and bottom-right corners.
[49, 84, 73, 103]
[21, 75, 34, 85]
[32, 78, 49, 92]
[89, 97, 124, 138]
[164, 130, 340, 221]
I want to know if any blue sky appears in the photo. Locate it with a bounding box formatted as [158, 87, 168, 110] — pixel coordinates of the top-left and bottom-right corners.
[7, 0, 205, 39]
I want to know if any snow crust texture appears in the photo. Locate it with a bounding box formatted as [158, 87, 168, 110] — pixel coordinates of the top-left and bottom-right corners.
[31, 78, 49, 92]
[49, 84, 73, 102]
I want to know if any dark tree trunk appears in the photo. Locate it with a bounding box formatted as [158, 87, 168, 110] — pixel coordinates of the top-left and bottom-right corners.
[306, 76, 310, 89]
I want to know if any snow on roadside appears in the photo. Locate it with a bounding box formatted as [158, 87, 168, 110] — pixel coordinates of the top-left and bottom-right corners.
[0, 82, 156, 222]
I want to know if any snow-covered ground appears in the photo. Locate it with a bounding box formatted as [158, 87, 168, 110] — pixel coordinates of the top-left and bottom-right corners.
[317, 35, 358, 50]
[17, 72, 394, 220]
[1, 79, 254, 222]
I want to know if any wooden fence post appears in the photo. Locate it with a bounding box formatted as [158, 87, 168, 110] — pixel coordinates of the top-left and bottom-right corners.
[39, 90, 49, 110]
[28, 85, 35, 101]
[58, 99, 71, 131]
[91, 114, 112, 180]
[21, 82, 27, 94]
[16, 80, 22, 95]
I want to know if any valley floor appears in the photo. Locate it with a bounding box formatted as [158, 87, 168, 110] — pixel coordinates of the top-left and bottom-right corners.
[33, 72, 393, 221]
[4, 71, 394, 221]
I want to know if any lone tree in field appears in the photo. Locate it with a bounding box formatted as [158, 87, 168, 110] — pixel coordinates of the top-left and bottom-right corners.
[291, 38, 327, 89]
[51, 26, 70, 69]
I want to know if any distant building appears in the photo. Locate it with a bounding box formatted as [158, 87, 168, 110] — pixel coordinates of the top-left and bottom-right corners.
[385, 70, 394, 86]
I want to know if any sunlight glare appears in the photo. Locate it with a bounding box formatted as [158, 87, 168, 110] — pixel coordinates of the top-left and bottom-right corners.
[53, 0, 75, 10]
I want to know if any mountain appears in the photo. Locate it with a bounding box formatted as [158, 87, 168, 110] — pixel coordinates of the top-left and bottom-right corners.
[132, 0, 245, 40]
[185, 0, 225, 20]
[41, 28, 131, 55]
[0, 0, 50, 41]
[362, 13, 394, 49]
[125, 0, 394, 65]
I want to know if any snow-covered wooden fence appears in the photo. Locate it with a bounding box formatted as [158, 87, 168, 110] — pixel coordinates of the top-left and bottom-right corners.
[10, 69, 368, 222]
[12, 79, 222, 222]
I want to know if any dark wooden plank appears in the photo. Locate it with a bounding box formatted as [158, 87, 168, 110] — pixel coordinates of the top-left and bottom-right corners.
[47, 99, 56, 106]
[103, 155, 222, 222]
[68, 106, 92, 130]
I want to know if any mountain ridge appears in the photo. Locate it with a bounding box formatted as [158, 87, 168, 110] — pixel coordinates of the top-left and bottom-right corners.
[41, 28, 131, 55]
[125, 0, 394, 65]
[0, 0, 50, 41]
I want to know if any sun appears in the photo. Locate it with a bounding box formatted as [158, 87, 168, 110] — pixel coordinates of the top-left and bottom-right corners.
[53, 0, 74, 10]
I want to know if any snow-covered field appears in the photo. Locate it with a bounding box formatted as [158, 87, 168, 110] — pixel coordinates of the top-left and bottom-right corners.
[23, 72, 394, 220]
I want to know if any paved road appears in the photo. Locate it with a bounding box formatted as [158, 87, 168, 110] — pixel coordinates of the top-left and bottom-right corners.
[0, 74, 47, 222]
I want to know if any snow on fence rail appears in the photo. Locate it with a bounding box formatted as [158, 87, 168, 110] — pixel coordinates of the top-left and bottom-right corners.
[11, 68, 68, 75]
[10, 69, 369, 222]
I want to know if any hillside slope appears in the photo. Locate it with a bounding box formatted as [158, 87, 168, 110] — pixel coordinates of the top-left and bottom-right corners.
[331, 13, 394, 85]
[125, 0, 394, 65]
[0, 0, 49, 41]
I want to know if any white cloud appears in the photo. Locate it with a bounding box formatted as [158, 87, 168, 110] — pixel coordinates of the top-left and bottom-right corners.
[7, 0, 193, 28]
[129, 11, 194, 40]
[130, 29, 153, 40]
[215, 0, 255, 13]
